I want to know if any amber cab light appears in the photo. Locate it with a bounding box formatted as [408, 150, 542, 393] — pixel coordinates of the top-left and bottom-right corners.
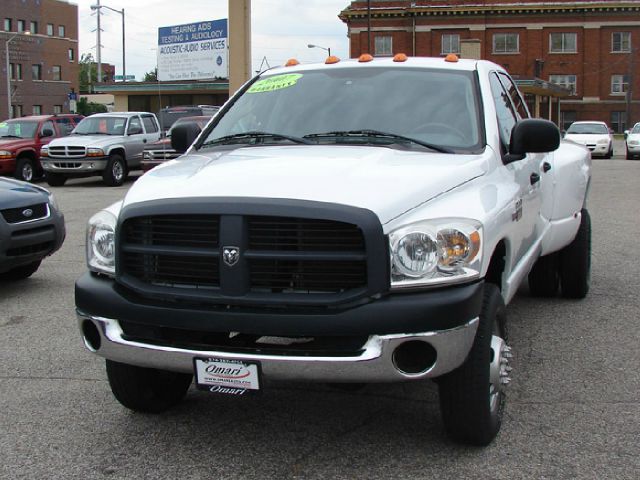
[445, 54, 459, 63]
[358, 53, 374, 63]
[325, 55, 340, 65]
[285, 58, 300, 67]
[393, 53, 408, 62]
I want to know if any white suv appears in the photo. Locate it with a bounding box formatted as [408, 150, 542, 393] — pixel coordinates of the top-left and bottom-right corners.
[564, 121, 614, 158]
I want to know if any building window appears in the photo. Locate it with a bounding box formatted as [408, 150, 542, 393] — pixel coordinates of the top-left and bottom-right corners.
[4, 18, 12, 31]
[549, 74, 577, 95]
[560, 111, 577, 133]
[58, 25, 65, 37]
[17, 20, 25, 32]
[52, 65, 61, 81]
[32, 105, 42, 115]
[68, 48, 75, 61]
[374, 36, 393, 56]
[32, 64, 42, 81]
[550, 33, 577, 53]
[9, 63, 22, 80]
[612, 32, 631, 53]
[611, 112, 626, 133]
[47, 23, 53, 36]
[30, 21, 38, 34]
[11, 105, 23, 117]
[611, 75, 629, 94]
[492, 33, 519, 54]
[441, 34, 460, 55]
[53, 105, 63, 114]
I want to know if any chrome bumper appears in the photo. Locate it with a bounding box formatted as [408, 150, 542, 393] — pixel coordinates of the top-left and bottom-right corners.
[77, 311, 479, 382]
[41, 158, 108, 172]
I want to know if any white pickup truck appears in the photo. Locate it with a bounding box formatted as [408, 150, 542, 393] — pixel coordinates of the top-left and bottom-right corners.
[75, 55, 591, 445]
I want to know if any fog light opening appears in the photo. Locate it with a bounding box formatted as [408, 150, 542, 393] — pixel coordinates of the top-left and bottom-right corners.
[82, 320, 101, 352]
[392, 340, 437, 375]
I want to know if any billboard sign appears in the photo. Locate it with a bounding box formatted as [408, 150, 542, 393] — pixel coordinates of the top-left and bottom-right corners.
[157, 19, 228, 81]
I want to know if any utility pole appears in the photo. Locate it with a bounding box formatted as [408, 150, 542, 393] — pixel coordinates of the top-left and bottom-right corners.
[229, 0, 251, 95]
[626, 46, 635, 131]
[96, 0, 102, 83]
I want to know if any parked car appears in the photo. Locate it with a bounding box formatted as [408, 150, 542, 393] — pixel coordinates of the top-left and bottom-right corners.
[141, 115, 213, 172]
[158, 105, 219, 134]
[624, 122, 640, 159]
[40, 112, 161, 187]
[564, 120, 614, 158]
[76, 56, 591, 446]
[0, 177, 65, 280]
[0, 114, 83, 182]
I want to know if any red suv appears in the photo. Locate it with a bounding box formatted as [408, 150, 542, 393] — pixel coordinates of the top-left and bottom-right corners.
[0, 114, 83, 182]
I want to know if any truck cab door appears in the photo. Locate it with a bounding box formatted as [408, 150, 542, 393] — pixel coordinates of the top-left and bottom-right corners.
[125, 116, 145, 167]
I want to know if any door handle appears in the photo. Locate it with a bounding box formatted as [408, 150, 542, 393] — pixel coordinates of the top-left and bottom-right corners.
[530, 172, 541, 185]
[542, 162, 552, 172]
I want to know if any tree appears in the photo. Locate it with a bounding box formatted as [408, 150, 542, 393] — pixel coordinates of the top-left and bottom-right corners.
[76, 97, 108, 116]
[143, 68, 158, 82]
[79, 53, 98, 93]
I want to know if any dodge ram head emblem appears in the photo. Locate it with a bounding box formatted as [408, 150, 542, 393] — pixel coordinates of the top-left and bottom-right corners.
[223, 246, 240, 267]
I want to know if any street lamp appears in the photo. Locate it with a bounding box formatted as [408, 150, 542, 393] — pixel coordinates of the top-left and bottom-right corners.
[90, 4, 125, 82]
[307, 44, 331, 57]
[5, 31, 30, 119]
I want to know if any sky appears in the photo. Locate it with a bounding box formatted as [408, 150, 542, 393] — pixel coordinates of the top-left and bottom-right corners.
[73, 0, 352, 80]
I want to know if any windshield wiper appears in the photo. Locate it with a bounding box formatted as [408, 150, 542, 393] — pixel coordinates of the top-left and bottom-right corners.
[0, 134, 22, 139]
[201, 131, 312, 147]
[303, 129, 453, 153]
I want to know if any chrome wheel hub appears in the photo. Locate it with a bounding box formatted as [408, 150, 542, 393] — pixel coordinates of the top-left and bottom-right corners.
[489, 335, 512, 412]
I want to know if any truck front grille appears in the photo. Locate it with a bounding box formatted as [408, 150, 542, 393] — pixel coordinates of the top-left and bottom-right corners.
[1, 203, 48, 224]
[118, 207, 381, 306]
[48, 146, 86, 158]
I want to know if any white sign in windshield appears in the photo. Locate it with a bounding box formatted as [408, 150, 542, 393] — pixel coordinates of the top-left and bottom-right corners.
[157, 19, 228, 81]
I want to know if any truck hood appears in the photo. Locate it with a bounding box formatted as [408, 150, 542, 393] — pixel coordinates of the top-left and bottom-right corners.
[125, 145, 487, 225]
[0, 137, 34, 150]
[47, 134, 123, 148]
[0, 177, 48, 208]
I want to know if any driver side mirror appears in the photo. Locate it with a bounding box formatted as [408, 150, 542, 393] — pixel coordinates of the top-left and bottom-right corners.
[40, 128, 54, 138]
[171, 122, 202, 153]
[505, 119, 560, 164]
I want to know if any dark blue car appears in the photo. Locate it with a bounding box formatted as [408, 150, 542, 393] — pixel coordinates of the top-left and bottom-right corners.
[0, 178, 65, 280]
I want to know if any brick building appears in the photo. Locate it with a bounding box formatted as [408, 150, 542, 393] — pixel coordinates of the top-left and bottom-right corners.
[1, 0, 79, 119]
[340, 1, 640, 132]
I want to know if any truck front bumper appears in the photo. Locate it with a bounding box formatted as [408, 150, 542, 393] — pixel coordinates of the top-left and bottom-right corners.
[77, 311, 478, 382]
[41, 157, 108, 173]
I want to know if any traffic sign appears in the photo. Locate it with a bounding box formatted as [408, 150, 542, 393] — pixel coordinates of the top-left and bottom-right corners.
[114, 75, 136, 81]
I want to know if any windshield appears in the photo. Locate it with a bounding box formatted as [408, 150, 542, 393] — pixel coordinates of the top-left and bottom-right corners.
[201, 67, 482, 152]
[567, 123, 609, 134]
[0, 120, 38, 139]
[632, 124, 640, 134]
[159, 109, 204, 131]
[73, 116, 128, 135]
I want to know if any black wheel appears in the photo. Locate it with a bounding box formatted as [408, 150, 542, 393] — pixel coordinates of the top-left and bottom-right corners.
[559, 209, 591, 299]
[45, 172, 67, 186]
[106, 359, 192, 413]
[438, 284, 511, 446]
[604, 146, 613, 159]
[0, 260, 41, 281]
[102, 154, 127, 187]
[528, 252, 560, 297]
[15, 157, 35, 182]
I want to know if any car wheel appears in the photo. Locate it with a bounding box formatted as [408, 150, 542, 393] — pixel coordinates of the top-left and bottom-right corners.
[559, 209, 591, 299]
[106, 359, 193, 413]
[528, 252, 560, 297]
[0, 260, 41, 281]
[15, 157, 35, 182]
[102, 154, 127, 187]
[438, 284, 511, 446]
[45, 172, 67, 187]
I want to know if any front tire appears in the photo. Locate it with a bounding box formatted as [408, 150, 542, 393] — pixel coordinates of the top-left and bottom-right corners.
[102, 154, 127, 187]
[528, 252, 560, 297]
[45, 172, 67, 186]
[559, 209, 591, 299]
[106, 360, 192, 413]
[15, 157, 35, 182]
[438, 284, 511, 446]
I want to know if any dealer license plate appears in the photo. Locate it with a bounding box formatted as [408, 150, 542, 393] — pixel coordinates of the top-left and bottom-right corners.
[194, 357, 261, 395]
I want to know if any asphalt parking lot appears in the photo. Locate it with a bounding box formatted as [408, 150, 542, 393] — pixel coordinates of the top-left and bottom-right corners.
[1, 150, 639, 479]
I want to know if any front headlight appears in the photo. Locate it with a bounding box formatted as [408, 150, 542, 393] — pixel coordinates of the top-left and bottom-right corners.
[86, 210, 117, 276]
[389, 218, 482, 289]
[87, 148, 105, 157]
[48, 193, 59, 211]
[0, 150, 14, 159]
[39, 147, 49, 157]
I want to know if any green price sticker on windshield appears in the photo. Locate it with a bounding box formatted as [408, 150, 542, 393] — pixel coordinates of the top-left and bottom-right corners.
[248, 74, 303, 93]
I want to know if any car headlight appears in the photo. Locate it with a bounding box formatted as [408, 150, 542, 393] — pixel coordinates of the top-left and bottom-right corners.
[629, 140, 639, 146]
[39, 147, 49, 157]
[597, 139, 609, 145]
[143, 151, 151, 160]
[389, 218, 482, 289]
[48, 193, 60, 211]
[0, 150, 14, 159]
[87, 210, 117, 276]
[87, 148, 105, 157]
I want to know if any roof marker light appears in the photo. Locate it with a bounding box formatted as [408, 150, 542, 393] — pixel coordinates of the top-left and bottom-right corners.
[445, 53, 459, 63]
[358, 53, 374, 63]
[325, 55, 341, 65]
[285, 58, 300, 67]
[393, 53, 408, 62]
